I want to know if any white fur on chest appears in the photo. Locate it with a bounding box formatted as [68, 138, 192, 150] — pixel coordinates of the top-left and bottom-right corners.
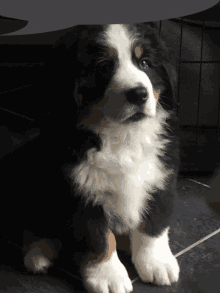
[71, 111, 170, 233]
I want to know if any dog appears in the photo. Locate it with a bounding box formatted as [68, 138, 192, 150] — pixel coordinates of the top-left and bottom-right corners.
[1, 23, 180, 293]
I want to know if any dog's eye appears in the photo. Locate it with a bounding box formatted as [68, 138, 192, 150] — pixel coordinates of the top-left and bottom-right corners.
[140, 59, 149, 70]
[96, 61, 112, 73]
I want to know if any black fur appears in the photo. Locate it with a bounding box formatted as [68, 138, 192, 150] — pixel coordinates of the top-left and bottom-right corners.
[0, 23, 179, 281]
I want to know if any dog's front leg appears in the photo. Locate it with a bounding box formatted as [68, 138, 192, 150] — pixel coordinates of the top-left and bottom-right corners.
[130, 187, 180, 286]
[130, 226, 179, 286]
[81, 229, 133, 293]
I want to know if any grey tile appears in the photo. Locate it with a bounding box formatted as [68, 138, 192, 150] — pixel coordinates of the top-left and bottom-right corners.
[0, 125, 40, 159]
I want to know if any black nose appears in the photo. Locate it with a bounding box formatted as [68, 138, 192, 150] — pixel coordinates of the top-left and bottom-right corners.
[126, 87, 148, 105]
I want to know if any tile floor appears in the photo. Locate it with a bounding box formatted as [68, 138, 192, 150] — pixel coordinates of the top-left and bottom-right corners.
[0, 115, 220, 292]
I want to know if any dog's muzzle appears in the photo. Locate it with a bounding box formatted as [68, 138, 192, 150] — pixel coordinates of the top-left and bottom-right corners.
[126, 86, 148, 106]
[122, 86, 149, 123]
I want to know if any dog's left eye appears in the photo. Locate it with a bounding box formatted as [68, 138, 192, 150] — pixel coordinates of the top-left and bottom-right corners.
[140, 59, 149, 70]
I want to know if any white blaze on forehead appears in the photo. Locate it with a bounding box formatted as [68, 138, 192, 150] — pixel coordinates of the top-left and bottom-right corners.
[104, 24, 136, 62]
[102, 24, 157, 117]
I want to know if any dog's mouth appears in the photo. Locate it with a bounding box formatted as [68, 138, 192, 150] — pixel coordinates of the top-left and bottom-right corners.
[124, 111, 146, 123]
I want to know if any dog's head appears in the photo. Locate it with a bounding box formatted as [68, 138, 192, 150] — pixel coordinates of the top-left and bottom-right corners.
[46, 23, 177, 137]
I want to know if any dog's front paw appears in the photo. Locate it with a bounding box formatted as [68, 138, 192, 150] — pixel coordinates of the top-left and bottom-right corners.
[24, 248, 51, 274]
[132, 243, 179, 286]
[23, 239, 56, 274]
[82, 250, 133, 293]
[131, 227, 180, 286]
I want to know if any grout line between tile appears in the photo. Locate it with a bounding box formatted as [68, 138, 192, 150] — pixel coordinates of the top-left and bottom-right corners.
[57, 266, 140, 284]
[58, 267, 82, 281]
[6, 239, 140, 284]
[2, 174, 215, 286]
[0, 84, 34, 95]
[0, 107, 33, 121]
[174, 227, 220, 258]
[6, 227, 220, 285]
[131, 227, 220, 284]
[187, 178, 211, 189]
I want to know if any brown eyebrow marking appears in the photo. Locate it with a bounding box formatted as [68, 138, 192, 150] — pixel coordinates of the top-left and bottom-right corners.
[108, 47, 117, 58]
[102, 47, 117, 60]
[153, 90, 160, 101]
[134, 44, 143, 59]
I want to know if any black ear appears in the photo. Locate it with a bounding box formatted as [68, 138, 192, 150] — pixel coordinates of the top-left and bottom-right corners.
[50, 26, 80, 91]
[35, 26, 81, 131]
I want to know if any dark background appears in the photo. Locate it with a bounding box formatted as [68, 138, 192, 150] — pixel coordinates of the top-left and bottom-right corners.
[0, 2, 220, 176]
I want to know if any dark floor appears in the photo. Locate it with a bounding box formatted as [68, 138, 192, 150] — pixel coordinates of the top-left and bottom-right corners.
[0, 122, 220, 293]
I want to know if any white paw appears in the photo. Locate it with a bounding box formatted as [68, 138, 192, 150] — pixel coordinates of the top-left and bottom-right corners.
[24, 240, 55, 274]
[24, 249, 51, 273]
[82, 250, 133, 293]
[133, 245, 179, 286]
[131, 228, 180, 286]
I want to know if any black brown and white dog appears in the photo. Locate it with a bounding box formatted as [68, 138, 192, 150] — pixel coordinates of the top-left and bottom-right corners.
[1, 23, 180, 292]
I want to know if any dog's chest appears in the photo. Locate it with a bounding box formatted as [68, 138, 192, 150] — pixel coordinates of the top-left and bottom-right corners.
[71, 122, 167, 231]
[94, 133, 157, 180]
[73, 124, 165, 197]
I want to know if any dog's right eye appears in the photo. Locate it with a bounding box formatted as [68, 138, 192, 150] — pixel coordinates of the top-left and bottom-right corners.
[96, 61, 112, 73]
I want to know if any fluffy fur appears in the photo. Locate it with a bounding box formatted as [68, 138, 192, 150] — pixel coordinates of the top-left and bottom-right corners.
[1, 23, 180, 292]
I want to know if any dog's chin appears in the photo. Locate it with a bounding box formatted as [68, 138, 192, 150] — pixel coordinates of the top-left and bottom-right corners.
[123, 112, 146, 123]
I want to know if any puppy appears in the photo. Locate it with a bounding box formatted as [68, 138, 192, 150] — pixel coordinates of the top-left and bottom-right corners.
[1, 23, 180, 293]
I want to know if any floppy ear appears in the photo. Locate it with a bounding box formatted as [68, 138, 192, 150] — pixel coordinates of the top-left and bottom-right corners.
[36, 26, 80, 131]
